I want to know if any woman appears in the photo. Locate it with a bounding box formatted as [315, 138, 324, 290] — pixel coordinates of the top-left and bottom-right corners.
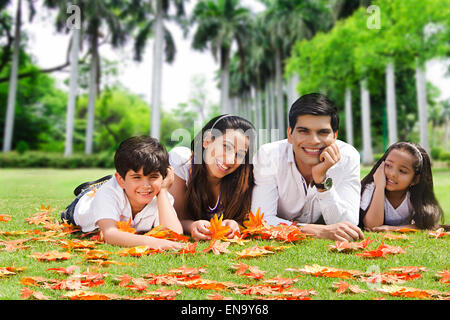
[168, 114, 256, 240]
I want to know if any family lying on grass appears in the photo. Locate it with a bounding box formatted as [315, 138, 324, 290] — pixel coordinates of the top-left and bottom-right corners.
[60, 93, 445, 250]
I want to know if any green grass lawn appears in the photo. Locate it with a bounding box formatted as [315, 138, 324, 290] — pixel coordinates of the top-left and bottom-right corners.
[0, 168, 449, 300]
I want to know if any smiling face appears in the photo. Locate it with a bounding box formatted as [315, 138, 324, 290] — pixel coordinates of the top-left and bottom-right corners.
[115, 168, 163, 214]
[203, 129, 249, 180]
[287, 114, 338, 169]
[384, 149, 419, 192]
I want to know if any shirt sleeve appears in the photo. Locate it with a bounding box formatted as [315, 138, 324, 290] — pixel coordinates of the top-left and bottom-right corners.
[251, 145, 291, 226]
[169, 147, 191, 182]
[360, 182, 375, 211]
[315, 149, 361, 226]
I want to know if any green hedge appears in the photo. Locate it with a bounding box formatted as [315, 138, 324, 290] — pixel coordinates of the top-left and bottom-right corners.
[0, 151, 115, 168]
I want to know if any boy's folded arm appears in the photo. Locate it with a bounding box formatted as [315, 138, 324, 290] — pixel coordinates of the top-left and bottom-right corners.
[96, 218, 182, 249]
[156, 189, 183, 234]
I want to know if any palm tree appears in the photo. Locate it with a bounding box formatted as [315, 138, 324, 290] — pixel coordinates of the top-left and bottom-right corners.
[122, 0, 187, 140]
[44, 0, 82, 157]
[2, 0, 36, 152]
[2, 0, 22, 152]
[191, 0, 252, 114]
[261, 0, 331, 139]
[45, 0, 127, 155]
[361, 78, 373, 164]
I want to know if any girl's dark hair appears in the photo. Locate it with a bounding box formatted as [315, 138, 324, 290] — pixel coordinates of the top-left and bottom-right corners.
[185, 115, 256, 224]
[360, 142, 443, 230]
[289, 93, 339, 133]
[114, 136, 169, 179]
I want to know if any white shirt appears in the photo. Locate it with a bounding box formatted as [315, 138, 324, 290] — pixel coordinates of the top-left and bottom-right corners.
[73, 175, 173, 233]
[360, 182, 414, 226]
[168, 146, 192, 185]
[251, 139, 361, 226]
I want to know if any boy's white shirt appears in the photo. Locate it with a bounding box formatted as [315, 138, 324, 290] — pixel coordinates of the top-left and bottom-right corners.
[251, 139, 361, 226]
[73, 175, 173, 233]
[360, 182, 414, 226]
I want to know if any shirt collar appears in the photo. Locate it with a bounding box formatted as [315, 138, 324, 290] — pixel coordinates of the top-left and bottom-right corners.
[287, 142, 296, 164]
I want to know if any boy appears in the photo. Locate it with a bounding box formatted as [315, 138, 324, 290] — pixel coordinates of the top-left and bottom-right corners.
[61, 136, 184, 250]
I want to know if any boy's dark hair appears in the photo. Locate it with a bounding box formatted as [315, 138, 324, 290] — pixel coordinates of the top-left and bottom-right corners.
[288, 93, 339, 133]
[114, 136, 169, 179]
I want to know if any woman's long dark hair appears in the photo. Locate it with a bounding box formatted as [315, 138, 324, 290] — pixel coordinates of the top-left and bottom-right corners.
[360, 142, 443, 230]
[184, 115, 256, 224]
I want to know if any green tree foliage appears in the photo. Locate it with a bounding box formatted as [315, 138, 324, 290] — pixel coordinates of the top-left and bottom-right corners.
[0, 53, 67, 151]
[286, 0, 450, 152]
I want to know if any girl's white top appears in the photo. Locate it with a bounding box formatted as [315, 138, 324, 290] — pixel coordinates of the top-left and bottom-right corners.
[360, 182, 414, 226]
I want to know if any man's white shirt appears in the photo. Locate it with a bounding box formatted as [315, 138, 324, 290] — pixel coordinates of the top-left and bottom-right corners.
[251, 139, 361, 226]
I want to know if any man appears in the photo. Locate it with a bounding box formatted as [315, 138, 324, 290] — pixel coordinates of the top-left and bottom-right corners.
[251, 93, 364, 241]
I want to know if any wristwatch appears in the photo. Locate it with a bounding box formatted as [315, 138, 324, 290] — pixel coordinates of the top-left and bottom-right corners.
[313, 177, 333, 191]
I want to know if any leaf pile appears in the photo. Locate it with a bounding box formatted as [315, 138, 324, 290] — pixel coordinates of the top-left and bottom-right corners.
[0, 205, 449, 300]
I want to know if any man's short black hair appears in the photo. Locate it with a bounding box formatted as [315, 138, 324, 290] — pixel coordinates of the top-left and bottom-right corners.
[288, 93, 339, 133]
[114, 136, 169, 179]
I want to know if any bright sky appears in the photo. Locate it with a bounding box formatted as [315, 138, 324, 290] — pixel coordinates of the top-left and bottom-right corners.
[12, 1, 450, 114]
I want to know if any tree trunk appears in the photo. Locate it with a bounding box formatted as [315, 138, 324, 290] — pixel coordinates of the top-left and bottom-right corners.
[2, 0, 21, 152]
[361, 79, 374, 165]
[287, 74, 299, 129]
[64, 28, 80, 157]
[445, 112, 449, 151]
[345, 87, 353, 146]
[150, 0, 164, 139]
[85, 33, 99, 155]
[269, 78, 276, 131]
[220, 48, 230, 115]
[264, 82, 270, 130]
[415, 60, 429, 153]
[275, 47, 284, 138]
[386, 61, 398, 146]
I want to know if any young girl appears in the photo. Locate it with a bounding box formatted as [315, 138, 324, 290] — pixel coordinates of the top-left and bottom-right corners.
[168, 114, 256, 240]
[360, 141, 443, 231]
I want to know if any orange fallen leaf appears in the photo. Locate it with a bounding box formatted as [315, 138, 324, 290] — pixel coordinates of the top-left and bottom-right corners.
[333, 281, 366, 294]
[263, 275, 300, 286]
[286, 265, 363, 280]
[382, 232, 409, 240]
[62, 290, 121, 300]
[20, 287, 49, 300]
[235, 246, 274, 259]
[389, 266, 428, 274]
[173, 242, 198, 254]
[116, 246, 156, 257]
[0, 239, 31, 252]
[207, 214, 230, 240]
[116, 218, 136, 234]
[328, 237, 374, 253]
[0, 214, 11, 222]
[144, 225, 190, 242]
[169, 265, 207, 276]
[436, 270, 450, 284]
[0, 266, 26, 278]
[202, 240, 231, 255]
[31, 251, 72, 262]
[207, 293, 233, 300]
[46, 265, 80, 275]
[393, 227, 418, 233]
[374, 285, 448, 300]
[231, 263, 266, 279]
[428, 228, 450, 239]
[242, 208, 266, 236]
[356, 243, 406, 259]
